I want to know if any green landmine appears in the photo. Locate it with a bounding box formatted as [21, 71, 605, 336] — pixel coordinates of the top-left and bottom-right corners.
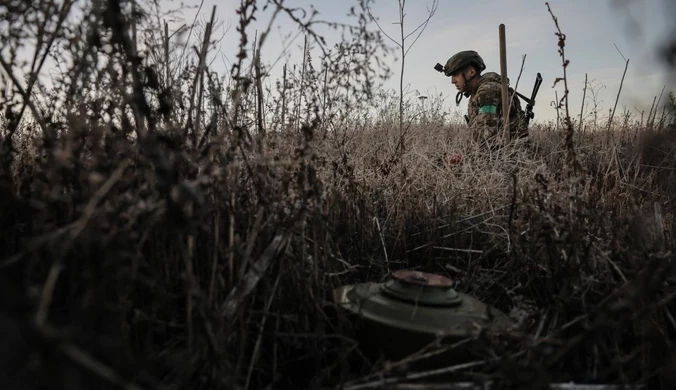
[333, 270, 513, 367]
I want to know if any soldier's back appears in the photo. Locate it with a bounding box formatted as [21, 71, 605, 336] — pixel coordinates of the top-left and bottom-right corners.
[468, 72, 529, 144]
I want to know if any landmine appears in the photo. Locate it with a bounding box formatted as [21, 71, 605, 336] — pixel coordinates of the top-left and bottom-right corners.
[333, 269, 511, 363]
[333, 269, 643, 389]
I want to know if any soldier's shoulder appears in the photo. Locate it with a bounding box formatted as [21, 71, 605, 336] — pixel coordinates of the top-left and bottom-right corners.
[476, 80, 501, 95]
[475, 81, 502, 105]
[477, 73, 502, 93]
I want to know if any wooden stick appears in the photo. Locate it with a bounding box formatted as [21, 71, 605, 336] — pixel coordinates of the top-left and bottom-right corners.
[164, 21, 170, 87]
[281, 64, 287, 132]
[579, 73, 587, 131]
[499, 24, 510, 143]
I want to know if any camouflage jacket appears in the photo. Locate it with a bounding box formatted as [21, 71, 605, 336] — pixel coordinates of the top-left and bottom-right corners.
[467, 72, 528, 145]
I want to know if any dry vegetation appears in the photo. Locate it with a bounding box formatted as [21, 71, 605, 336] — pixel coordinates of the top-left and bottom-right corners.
[1, 0, 675, 389]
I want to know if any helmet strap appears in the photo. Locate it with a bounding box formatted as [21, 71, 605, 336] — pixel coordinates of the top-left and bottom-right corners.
[455, 71, 479, 107]
[463, 68, 480, 97]
[454, 67, 481, 106]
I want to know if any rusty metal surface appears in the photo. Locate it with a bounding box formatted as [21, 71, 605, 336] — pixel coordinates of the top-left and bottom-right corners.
[381, 270, 462, 307]
[391, 270, 454, 288]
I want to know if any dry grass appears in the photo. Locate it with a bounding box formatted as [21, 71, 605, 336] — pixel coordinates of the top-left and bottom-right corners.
[1, 1, 675, 389]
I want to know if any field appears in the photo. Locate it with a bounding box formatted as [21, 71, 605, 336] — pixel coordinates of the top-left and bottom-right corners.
[1, 0, 675, 389]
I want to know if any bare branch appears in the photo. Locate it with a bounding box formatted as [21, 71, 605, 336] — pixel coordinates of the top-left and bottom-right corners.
[366, 7, 403, 48]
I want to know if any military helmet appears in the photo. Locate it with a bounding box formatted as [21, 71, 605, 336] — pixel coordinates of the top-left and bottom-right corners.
[443, 50, 486, 76]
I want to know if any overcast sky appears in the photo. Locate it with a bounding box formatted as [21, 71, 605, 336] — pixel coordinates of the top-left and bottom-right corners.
[163, 0, 674, 123]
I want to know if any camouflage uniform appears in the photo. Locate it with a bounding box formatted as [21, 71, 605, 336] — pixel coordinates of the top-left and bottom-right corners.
[467, 72, 528, 146]
[442, 51, 529, 148]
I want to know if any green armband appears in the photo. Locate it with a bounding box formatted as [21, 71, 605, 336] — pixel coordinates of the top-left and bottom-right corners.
[478, 105, 497, 114]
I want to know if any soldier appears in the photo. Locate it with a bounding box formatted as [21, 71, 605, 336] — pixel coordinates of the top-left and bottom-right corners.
[442, 50, 528, 148]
